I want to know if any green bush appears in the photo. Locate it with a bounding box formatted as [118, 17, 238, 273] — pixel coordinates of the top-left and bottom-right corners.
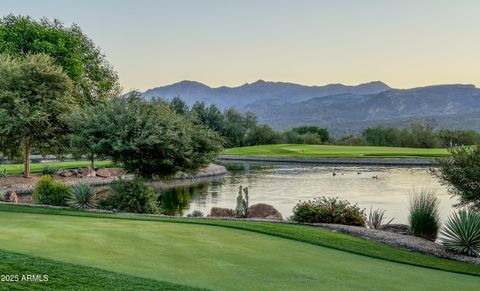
[32, 175, 71, 206]
[41, 166, 56, 176]
[409, 190, 441, 241]
[68, 183, 97, 210]
[103, 178, 158, 214]
[292, 196, 366, 226]
[441, 210, 480, 257]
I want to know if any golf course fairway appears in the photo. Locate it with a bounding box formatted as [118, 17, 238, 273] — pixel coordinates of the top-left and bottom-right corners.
[0, 207, 479, 290]
[223, 144, 449, 158]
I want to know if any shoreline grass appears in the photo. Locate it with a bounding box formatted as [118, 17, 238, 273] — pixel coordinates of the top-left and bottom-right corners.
[223, 144, 450, 159]
[0, 161, 113, 175]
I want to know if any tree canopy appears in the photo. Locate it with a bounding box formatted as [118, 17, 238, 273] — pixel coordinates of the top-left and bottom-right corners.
[0, 53, 75, 177]
[0, 15, 120, 105]
[70, 93, 223, 178]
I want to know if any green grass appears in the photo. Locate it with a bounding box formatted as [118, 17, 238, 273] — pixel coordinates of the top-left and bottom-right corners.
[0, 161, 113, 175]
[223, 144, 450, 158]
[0, 205, 479, 290]
[0, 249, 204, 291]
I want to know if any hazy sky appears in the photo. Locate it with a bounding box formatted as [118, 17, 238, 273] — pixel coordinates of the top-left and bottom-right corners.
[2, 0, 480, 91]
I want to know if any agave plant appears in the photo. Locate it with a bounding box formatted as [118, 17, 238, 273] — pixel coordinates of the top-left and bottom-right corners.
[441, 210, 480, 257]
[368, 206, 394, 229]
[68, 183, 97, 210]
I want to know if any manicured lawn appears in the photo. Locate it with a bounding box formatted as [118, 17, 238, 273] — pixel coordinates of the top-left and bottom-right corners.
[0, 249, 203, 291]
[0, 160, 113, 175]
[223, 144, 450, 158]
[0, 205, 479, 290]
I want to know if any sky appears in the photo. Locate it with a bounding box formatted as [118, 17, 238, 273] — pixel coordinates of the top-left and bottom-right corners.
[2, 0, 480, 92]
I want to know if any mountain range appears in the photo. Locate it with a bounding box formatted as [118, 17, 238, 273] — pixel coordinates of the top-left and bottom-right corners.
[140, 80, 480, 136]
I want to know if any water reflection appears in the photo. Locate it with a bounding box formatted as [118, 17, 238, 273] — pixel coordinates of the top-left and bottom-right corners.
[155, 161, 455, 223]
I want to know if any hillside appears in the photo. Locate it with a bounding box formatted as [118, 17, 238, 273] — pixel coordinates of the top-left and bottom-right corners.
[139, 81, 480, 135]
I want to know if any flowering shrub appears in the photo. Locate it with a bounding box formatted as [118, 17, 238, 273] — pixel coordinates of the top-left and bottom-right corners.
[292, 196, 366, 226]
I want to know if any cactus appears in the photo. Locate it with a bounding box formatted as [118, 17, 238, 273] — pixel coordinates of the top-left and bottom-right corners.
[235, 185, 250, 218]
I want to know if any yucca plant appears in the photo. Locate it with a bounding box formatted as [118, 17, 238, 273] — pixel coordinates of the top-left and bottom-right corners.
[68, 183, 97, 210]
[368, 206, 394, 230]
[409, 190, 441, 241]
[441, 210, 480, 257]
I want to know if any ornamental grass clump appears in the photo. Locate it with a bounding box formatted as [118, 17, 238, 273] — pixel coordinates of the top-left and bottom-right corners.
[68, 183, 97, 210]
[409, 190, 441, 241]
[368, 206, 394, 230]
[292, 196, 366, 226]
[441, 210, 480, 257]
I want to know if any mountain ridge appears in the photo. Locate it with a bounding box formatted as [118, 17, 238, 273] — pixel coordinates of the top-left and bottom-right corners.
[138, 80, 480, 135]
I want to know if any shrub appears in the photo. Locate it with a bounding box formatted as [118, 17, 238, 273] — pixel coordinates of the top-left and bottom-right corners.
[68, 183, 97, 210]
[41, 166, 57, 176]
[441, 210, 480, 257]
[368, 206, 394, 230]
[431, 145, 480, 210]
[32, 175, 71, 206]
[103, 178, 158, 214]
[0, 189, 5, 201]
[292, 196, 366, 226]
[187, 210, 204, 217]
[409, 190, 441, 241]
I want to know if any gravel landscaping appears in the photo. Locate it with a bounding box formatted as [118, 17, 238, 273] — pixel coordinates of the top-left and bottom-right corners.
[311, 223, 480, 265]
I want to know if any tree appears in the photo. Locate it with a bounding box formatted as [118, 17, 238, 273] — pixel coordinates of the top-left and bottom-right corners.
[90, 94, 223, 178]
[67, 103, 109, 167]
[0, 54, 75, 177]
[245, 125, 284, 146]
[0, 15, 120, 105]
[291, 126, 330, 143]
[431, 146, 480, 210]
[438, 129, 480, 148]
[169, 96, 189, 115]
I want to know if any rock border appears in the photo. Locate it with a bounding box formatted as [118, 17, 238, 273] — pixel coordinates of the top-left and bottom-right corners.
[218, 155, 436, 166]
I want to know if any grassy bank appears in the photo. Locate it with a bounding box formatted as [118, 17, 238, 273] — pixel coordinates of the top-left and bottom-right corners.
[0, 205, 479, 290]
[223, 144, 450, 158]
[0, 161, 113, 175]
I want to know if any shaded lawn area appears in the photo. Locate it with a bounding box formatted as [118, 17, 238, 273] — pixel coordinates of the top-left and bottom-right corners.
[0, 249, 204, 291]
[0, 160, 113, 175]
[0, 205, 479, 290]
[223, 144, 450, 158]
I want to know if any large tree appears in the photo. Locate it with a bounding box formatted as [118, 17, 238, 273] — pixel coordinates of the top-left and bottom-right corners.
[0, 15, 120, 105]
[76, 93, 223, 178]
[0, 54, 75, 177]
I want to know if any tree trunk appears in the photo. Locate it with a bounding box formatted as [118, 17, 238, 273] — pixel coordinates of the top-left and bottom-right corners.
[90, 152, 95, 168]
[24, 145, 30, 178]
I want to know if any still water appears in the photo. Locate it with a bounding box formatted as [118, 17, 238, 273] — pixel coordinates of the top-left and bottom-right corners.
[157, 161, 456, 224]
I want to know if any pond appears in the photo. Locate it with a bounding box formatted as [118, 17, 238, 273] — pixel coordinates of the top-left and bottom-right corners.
[156, 161, 456, 224]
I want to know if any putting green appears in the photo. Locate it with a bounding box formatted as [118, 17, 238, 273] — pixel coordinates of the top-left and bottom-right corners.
[0, 211, 478, 290]
[223, 144, 449, 158]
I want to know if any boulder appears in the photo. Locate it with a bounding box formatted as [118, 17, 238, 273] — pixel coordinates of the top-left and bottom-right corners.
[59, 169, 76, 177]
[77, 167, 96, 177]
[96, 168, 111, 178]
[382, 224, 410, 235]
[247, 203, 283, 220]
[9, 191, 18, 204]
[209, 207, 235, 217]
[107, 168, 126, 177]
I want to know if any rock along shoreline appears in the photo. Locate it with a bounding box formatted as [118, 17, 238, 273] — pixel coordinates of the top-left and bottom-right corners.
[2, 163, 227, 195]
[218, 155, 436, 166]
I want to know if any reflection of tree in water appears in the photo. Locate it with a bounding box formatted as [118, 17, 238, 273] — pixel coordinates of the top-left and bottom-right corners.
[157, 184, 210, 215]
